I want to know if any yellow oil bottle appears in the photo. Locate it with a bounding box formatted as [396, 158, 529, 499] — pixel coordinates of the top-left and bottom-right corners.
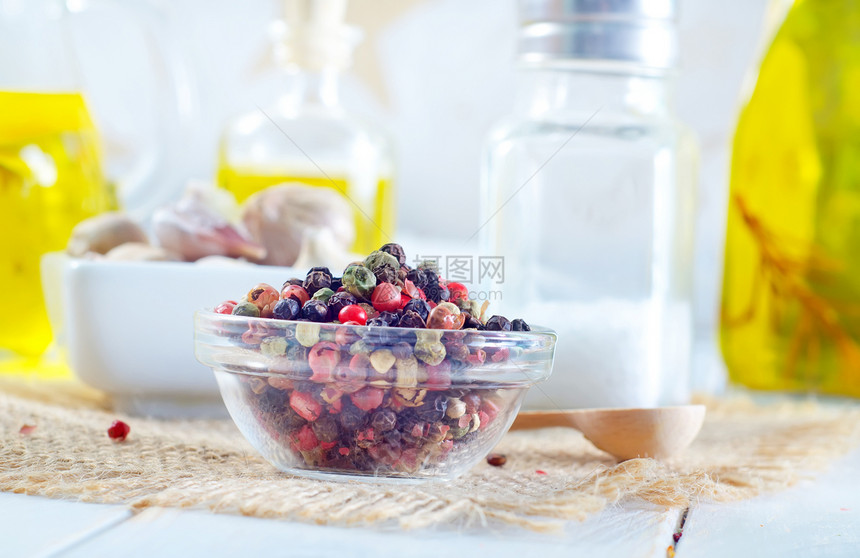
[721, 0, 860, 396]
[217, 1, 395, 255]
[0, 91, 113, 359]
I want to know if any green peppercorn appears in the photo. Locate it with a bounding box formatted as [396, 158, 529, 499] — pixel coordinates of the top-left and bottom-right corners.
[414, 341, 446, 366]
[296, 322, 321, 347]
[348, 339, 372, 355]
[364, 250, 399, 274]
[342, 265, 377, 300]
[232, 301, 260, 317]
[311, 287, 335, 305]
[260, 336, 288, 356]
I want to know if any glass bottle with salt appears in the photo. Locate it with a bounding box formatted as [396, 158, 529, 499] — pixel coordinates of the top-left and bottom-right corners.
[481, 0, 697, 409]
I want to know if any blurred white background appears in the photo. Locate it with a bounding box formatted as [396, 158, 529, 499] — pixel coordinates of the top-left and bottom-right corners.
[74, 0, 771, 388]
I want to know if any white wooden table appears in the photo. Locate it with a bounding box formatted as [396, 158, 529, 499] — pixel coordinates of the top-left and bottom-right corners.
[3, 448, 858, 558]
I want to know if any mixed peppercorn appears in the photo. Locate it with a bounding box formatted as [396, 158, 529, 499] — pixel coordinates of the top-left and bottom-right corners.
[213, 244, 532, 476]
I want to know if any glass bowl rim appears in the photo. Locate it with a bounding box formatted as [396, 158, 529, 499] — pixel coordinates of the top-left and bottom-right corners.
[195, 309, 557, 341]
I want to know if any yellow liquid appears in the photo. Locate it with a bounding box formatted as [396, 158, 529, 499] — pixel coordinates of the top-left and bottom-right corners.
[217, 165, 394, 255]
[721, 1, 860, 397]
[0, 91, 113, 359]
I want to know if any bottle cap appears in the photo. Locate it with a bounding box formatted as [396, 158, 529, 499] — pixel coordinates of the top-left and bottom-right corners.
[281, 0, 362, 71]
[517, 0, 678, 70]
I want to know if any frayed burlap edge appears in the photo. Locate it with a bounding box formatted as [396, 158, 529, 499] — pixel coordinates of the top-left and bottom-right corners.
[2, 380, 859, 532]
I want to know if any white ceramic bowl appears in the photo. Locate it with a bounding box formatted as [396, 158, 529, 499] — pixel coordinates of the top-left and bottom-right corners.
[41, 253, 298, 417]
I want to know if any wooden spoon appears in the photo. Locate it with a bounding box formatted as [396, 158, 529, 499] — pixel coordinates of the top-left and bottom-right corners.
[510, 405, 706, 461]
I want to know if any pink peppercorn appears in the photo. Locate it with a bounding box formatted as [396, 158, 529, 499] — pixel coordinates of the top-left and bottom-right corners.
[308, 342, 341, 382]
[350, 387, 384, 411]
[214, 300, 237, 314]
[290, 391, 322, 422]
[480, 398, 500, 424]
[295, 424, 319, 451]
[107, 420, 130, 442]
[425, 361, 452, 391]
[281, 284, 309, 306]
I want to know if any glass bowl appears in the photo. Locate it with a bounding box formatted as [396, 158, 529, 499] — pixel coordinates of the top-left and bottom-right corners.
[194, 310, 556, 483]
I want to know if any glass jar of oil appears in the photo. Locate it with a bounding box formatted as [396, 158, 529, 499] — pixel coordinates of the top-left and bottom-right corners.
[217, 1, 394, 254]
[721, 0, 860, 397]
[0, 92, 113, 358]
[0, 0, 116, 364]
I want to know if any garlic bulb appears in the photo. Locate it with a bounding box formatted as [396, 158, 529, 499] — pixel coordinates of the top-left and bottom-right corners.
[153, 183, 266, 262]
[67, 212, 148, 257]
[240, 184, 355, 267]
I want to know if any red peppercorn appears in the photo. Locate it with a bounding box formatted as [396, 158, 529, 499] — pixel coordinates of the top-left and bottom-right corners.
[338, 304, 367, 325]
[214, 300, 237, 314]
[447, 282, 468, 304]
[281, 284, 309, 306]
[371, 283, 401, 313]
[107, 420, 130, 441]
[308, 341, 341, 382]
[486, 453, 506, 467]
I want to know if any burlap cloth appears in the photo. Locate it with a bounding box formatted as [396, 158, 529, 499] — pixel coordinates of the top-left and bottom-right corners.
[2, 378, 860, 532]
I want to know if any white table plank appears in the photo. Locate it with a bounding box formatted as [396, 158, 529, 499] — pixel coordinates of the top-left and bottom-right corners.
[679, 449, 860, 557]
[0, 493, 130, 558]
[54, 503, 682, 558]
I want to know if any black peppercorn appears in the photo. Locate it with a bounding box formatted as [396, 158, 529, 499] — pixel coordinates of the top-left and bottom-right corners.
[397, 310, 426, 329]
[303, 270, 332, 296]
[272, 297, 301, 321]
[462, 312, 483, 329]
[338, 403, 366, 430]
[423, 281, 448, 303]
[327, 291, 358, 317]
[312, 416, 340, 443]
[370, 409, 397, 432]
[484, 315, 513, 332]
[416, 394, 448, 422]
[406, 268, 427, 289]
[373, 265, 398, 285]
[374, 311, 400, 327]
[379, 243, 407, 266]
[330, 276, 343, 291]
[511, 318, 531, 332]
[282, 278, 303, 288]
[403, 298, 431, 321]
[285, 344, 308, 361]
[301, 299, 330, 322]
[391, 342, 413, 359]
[421, 268, 439, 284]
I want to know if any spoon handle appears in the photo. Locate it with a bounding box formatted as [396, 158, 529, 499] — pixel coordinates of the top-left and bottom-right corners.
[509, 410, 582, 431]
